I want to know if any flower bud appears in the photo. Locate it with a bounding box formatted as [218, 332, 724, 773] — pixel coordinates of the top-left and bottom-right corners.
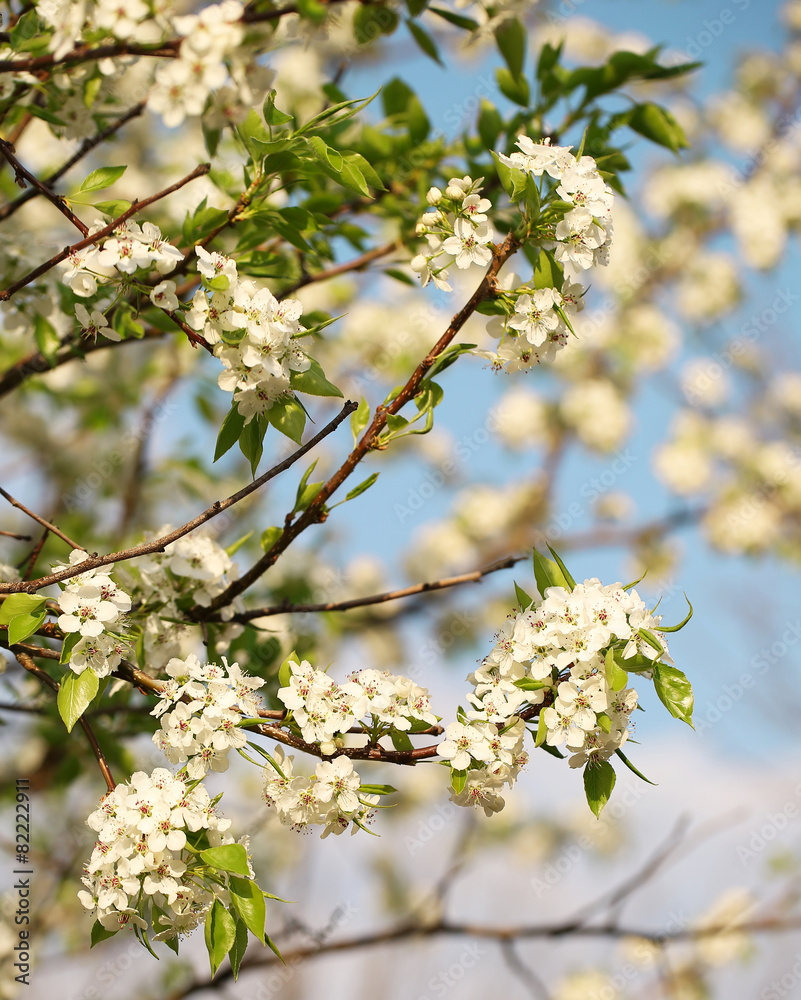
[410, 254, 429, 272]
[426, 186, 442, 205]
[445, 183, 464, 199]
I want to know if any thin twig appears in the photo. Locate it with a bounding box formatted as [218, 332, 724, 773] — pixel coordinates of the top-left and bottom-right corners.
[280, 239, 402, 296]
[0, 139, 88, 235]
[500, 940, 553, 1000]
[19, 528, 48, 579]
[212, 554, 527, 623]
[0, 102, 145, 223]
[0, 400, 356, 594]
[201, 230, 522, 614]
[14, 650, 115, 792]
[0, 529, 30, 540]
[0, 487, 81, 549]
[163, 914, 801, 1000]
[0, 162, 210, 301]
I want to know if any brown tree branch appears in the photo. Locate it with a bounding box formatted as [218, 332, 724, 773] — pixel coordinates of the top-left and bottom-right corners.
[199, 231, 522, 614]
[0, 102, 146, 224]
[0, 162, 210, 301]
[13, 649, 115, 792]
[0, 138, 89, 235]
[0, 487, 82, 549]
[205, 553, 527, 623]
[0, 529, 31, 540]
[0, 400, 357, 593]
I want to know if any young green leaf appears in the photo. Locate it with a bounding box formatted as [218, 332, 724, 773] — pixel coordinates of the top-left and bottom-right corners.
[7, 610, 47, 645]
[615, 747, 657, 785]
[494, 18, 526, 80]
[204, 900, 237, 978]
[659, 595, 694, 633]
[229, 876, 266, 943]
[344, 472, 379, 502]
[583, 760, 616, 817]
[532, 548, 572, 596]
[229, 917, 249, 980]
[77, 166, 127, 194]
[652, 664, 694, 728]
[267, 397, 306, 444]
[57, 669, 99, 733]
[0, 594, 46, 624]
[199, 844, 251, 876]
[214, 404, 246, 463]
[289, 358, 343, 397]
[514, 582, 533, 609]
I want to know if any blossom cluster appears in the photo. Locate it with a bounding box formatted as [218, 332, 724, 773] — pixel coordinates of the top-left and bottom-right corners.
[441, 578, 669, 815]
[277, 660, 438, 755]
[151, 654, 265, 779]
[263, 746, 380, 837]
[485, 137, 615, 372]
[410, 175, 494, 291]
[78, 768, 235, 937]
[55, 550, 132, 677]
[128, 528, 243, 670]
[37, 0, 275, 132]
[185, 247, 312, 424]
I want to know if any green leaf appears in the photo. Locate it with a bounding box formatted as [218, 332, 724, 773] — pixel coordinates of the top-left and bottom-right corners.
[450, 768, 467, 794]
[584, 760, 616, 817]
[267, 397, 306, 445]
[262, 90, 294, 126]
[405, 0, 428, 15]
[229, 877, 266, 943]
[477, 100, 503, 150]
[652, 664, 694, 728]
[532, 249, 564, 291]
[539, 741, 565, 759]
[514, 582, 533, 610]
[278, 651, 299, 688]
[204, 900, 237, 978]
[34, 314, 60, 364]
[358, 783, 398, 796]
[289, 358, 343, 397]
[494, 18, 526, 80]
[239, 416, 267, 476]
[295, 88, 380, 135]
[546, 545, 576, 590]
[92, 199, 132, 217]
[427, 6, 478, 30]
[406, 17, 442, 64]
[390, 730, 414, 752]
[229, 917, 248, 980]
[351, 397, 370, 443]
[659, 595, 694, 633]
[535, 711, 548, 747]
[225, 532, 253, 557]
[0, 595, 46, 625]
[77, 166, 127, 194]
[200, 844, 250, 876]
[353, 5, 399, 44]
[532, 548, 571, 597]
[7, 610, 46, 645]
[59, 631, 81, 665]
[90, 920, 118, 947]
[604, 648, 629, 692]
[260, 527, 283, 552]
[214, 405, 246, 463]
[344, 472, 379, 502]
[536, 40, 563, 80]
[57, 669, 99, 734]
[615, 747, 657, 785]
[627, 102, 689, 152]
[513, 678, 550, 691]
[495, 67, 530, 107]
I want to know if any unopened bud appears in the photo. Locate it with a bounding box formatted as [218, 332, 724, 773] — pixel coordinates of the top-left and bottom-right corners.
[426, 186, 442, 205]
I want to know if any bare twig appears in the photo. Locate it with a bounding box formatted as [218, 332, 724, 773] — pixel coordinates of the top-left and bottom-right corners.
[213, 553, 528, 623]
[280, 239, 402, 296]
[0, 401, 357, 594]
[0, 138, 88, 235]
[0, 487, 81, 549]
[0, 162, 210, 301]
[14, 650, 115, 792]
[201, 231, 522, 614]
[0, 102, 145, 223]
[0, 529, 30, 540]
